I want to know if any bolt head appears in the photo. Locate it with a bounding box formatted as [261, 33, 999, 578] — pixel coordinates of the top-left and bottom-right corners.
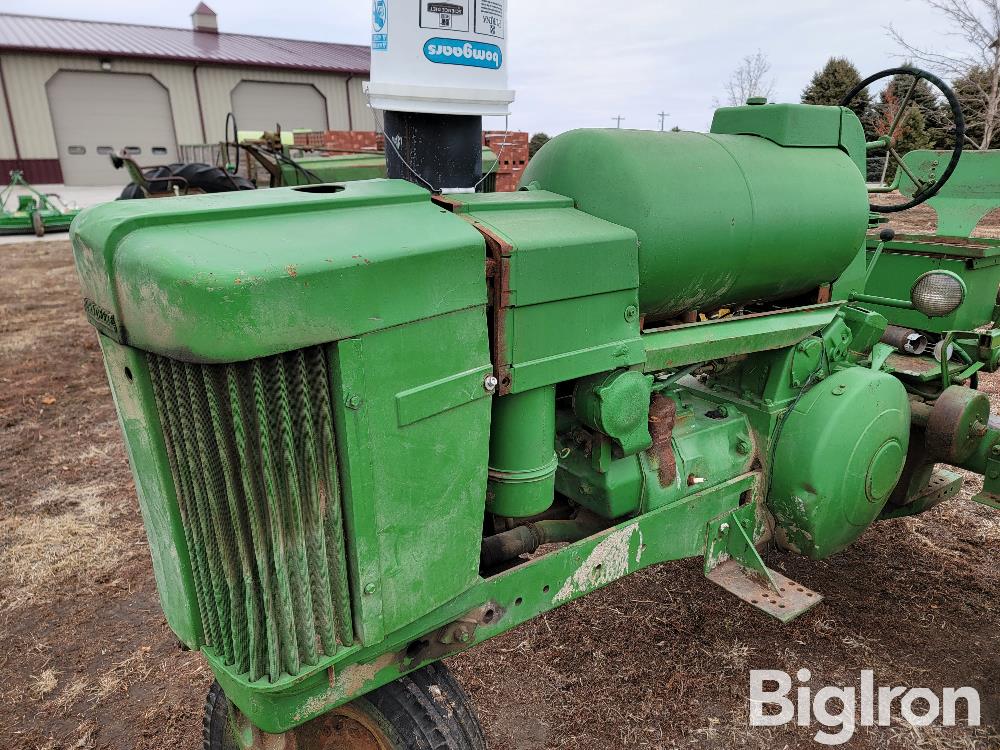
[719, 522, 730, 533]
[346, 394, 362, 409]
[483, 374, 499, 393]
[624, 305, 639, 323]
[991, 444, 1000, 457]
[363, 583, 376, 595]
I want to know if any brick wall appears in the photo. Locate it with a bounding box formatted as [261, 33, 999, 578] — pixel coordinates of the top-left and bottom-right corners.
[483, 131, 529, 192]
[292, 130, 384, 152]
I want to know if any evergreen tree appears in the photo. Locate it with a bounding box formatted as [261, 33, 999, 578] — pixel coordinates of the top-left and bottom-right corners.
[951, 66, 999, 148]
[869, 82, 935, 182]
[528, 133, 550, 158]
[802, 57, 870, 121]
[881, 72, 951, 150]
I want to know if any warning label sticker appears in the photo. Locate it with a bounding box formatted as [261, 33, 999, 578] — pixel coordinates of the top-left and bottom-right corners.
[475, 0, 504, 38]
[420, 0, 470, 32]
[371, 0, 388, 50]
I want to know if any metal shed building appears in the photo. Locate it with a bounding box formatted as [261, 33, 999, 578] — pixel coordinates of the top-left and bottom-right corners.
[0, 5, 371, 185]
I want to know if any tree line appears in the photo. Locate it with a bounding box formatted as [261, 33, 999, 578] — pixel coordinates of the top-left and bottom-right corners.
[802, 57, 966, 152]
[527, 1, 1000, 164]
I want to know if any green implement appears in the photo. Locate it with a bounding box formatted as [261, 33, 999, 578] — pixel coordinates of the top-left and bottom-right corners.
[0, 170, 79, 236]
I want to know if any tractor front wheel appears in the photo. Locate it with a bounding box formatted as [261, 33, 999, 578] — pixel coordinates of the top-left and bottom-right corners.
[204, 662, 486, 750]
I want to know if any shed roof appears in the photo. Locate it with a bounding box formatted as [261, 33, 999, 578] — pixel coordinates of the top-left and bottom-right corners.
[0, 12, 370, 74]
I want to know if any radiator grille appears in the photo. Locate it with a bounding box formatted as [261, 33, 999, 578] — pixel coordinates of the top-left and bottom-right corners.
[147, 346, 354, 682]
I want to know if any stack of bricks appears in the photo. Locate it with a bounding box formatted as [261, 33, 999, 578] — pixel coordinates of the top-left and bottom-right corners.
[483, 131, 530, 192]
[292, 131, 384, 153]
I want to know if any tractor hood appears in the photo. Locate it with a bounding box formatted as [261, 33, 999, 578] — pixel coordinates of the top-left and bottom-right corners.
[71, 180, 487, 363]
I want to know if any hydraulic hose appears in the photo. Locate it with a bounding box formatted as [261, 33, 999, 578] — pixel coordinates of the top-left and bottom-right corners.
[480, 512, 608, 569]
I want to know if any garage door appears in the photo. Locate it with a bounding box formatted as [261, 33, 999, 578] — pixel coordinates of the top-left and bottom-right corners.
[231, 81, 328, 133]
[46, 71, 178, 186]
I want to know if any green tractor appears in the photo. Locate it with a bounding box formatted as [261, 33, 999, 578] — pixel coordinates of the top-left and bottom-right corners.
[112, 132, 500, 198]
[71, 65, 999, 747]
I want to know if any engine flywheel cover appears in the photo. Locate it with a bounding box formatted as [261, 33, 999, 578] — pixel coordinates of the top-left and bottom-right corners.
[767, 366, 910, 559]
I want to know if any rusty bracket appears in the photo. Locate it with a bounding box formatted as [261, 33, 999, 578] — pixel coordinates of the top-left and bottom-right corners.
[399, 602, 504, 669]
[704, 505, 822, 623]
[470, 221, 514, 395]
[704, 506, 778, 590]
[882, 468, 963, 518]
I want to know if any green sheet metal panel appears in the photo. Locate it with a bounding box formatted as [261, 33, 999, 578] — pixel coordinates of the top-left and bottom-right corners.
[451, 190, 644, 393]
[98, 336, 202, 648]
[71, 180, 487, 363]
[710, 102, 867, 174]
[898, 149, 1000, 237]
[862, 245, 1000, 331]
[710, 102, 843, 146]
[641, 303, 843, 371]
[330, 308, 493, 637]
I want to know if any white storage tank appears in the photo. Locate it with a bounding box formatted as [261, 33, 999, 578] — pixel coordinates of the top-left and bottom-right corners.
[365, 0, 514, 116]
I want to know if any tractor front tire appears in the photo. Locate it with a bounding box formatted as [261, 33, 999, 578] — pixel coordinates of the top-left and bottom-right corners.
[204, 662, 486, 750]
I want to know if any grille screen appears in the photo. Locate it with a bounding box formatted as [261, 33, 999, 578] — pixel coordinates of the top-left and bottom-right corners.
[147, 346, 354, 682]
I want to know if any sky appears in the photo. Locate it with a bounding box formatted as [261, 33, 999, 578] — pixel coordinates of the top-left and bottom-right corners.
[0, 0, 975, 135]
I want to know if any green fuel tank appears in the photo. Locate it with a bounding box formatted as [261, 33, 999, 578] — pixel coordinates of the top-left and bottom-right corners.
[520, 105, 869, 319]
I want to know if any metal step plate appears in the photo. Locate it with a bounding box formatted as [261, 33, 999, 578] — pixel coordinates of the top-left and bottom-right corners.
[707, 560, 822, 623]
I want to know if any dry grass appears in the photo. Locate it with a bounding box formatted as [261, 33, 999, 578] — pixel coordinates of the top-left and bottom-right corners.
[29, 668, 59, 699]
[51, 679, 91, 716]
[0, 482, 129, 612]
[96, 648, 153, 700]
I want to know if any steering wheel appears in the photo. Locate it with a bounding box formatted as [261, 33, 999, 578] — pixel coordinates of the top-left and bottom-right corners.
[840, 67, 964, 213]
[224, 112, 240, 174]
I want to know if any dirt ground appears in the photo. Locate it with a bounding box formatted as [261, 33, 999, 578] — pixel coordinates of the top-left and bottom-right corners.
[2, 203, 1000, 749]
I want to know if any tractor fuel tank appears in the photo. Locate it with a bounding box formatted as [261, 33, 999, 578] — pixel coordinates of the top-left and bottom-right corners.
[520, 107, 869, 320]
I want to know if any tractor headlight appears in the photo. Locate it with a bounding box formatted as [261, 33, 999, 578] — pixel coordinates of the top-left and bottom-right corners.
[911, 271, 966, 318]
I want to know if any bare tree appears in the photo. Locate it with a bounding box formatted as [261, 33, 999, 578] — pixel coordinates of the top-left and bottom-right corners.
[889, 0, 1000, 149]
[723, 51, 776, 107]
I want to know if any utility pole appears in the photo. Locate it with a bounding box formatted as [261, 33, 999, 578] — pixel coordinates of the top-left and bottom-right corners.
[658, 111, 670, 131]
[612, 115, 625, 128]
